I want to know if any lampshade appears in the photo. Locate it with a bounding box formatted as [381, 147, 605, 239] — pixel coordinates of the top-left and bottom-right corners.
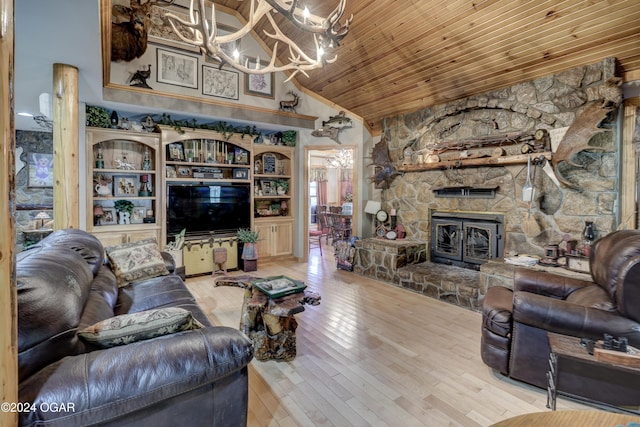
[93, 206, 104, 216]
[34, 211, 51, 229]
[364, 200, 381, 214]
[35, 211, 50, 220]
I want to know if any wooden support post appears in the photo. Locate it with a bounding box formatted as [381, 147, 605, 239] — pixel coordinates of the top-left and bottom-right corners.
[52, 63, 79, 230]
[621, 99, 639, 230]
[0, 0, 18, 424]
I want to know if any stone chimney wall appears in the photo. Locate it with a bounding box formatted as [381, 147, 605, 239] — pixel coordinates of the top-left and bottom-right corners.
[381, 58, 619, 257]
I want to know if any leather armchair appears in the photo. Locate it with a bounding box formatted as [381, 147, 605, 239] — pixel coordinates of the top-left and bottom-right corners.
[482, 230, 640, 392]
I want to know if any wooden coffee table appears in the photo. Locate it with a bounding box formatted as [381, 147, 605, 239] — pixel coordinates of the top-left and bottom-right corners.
[547, 332, 640, 413]
[215, 275, 320, 361]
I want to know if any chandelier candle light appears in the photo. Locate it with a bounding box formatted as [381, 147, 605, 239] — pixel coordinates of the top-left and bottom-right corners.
[165, 0, 352, 80]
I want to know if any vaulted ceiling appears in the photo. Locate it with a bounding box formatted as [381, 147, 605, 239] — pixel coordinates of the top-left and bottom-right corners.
[217, 0, 640, 133]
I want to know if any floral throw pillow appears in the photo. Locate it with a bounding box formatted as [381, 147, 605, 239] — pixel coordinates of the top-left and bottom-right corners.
[106, 238, 169, 287]
[78, 307, 203, 348]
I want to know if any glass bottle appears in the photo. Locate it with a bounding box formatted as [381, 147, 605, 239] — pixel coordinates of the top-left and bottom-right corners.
[142, 148, 151, 171]
[582, 221, 595, 256]
[95, 147, 104, 169]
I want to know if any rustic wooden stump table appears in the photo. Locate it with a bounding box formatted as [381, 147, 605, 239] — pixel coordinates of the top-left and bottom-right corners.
[214, 275, 321, 361]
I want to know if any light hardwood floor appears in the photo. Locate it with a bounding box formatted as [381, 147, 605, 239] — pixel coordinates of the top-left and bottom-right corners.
[185, 249, 591, 426]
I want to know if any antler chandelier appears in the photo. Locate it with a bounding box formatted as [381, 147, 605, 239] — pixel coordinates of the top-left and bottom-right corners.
[326, 149, 353, 169]
[166, 0, 352, 80]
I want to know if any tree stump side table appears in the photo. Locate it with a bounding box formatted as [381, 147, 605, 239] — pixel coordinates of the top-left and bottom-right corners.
[214, 275, 321, 361]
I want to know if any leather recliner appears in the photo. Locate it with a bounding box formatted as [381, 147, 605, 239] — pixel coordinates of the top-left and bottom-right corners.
[481, 230, 640, 396]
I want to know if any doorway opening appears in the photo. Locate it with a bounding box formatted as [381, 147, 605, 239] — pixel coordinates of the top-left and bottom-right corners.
[304, 146, 358, 261]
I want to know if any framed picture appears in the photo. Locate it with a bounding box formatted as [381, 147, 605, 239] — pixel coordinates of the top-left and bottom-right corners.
[177, 166, 192, 177]
[166, 165, 177, 178]
[131, 206, 146, 224]
[244, 57, 274, 98]
[148, 5, 200, 53]
[28, 152, 54, 188]
[233, 168, 249, 179]
[234, 147, 249, 165]
[202, 66, 239, 100]
[100, 208, 117, 225]
[167, 143, 184, 161]
[261, 180, 275, 196]
[262, 153, 277, 174]
[156, 48, 198, 89]
[113, 175, 137, 197]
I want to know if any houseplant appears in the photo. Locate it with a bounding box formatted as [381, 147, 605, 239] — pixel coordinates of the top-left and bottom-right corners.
[236, 228, 259, 272]
[114, 200, 134, 224]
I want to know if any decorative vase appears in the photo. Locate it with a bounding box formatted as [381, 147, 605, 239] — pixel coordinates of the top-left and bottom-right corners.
[241, 242, 258, 260]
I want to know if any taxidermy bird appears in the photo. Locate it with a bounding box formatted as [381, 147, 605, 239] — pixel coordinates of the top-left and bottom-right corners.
[129, 64, 153, 89]
[111, 0, 174, 62]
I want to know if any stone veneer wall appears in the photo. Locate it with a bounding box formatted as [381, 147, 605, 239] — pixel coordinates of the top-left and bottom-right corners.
[15, 130, 54, 250]
[381, 58, 620, 257]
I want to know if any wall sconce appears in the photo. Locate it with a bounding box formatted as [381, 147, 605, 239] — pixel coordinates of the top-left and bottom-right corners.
[34, 211, 51, 229]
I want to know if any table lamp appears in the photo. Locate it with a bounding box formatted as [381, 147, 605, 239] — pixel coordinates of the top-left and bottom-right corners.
[93, 205, 104, 226]
[34, 211, 51, 229]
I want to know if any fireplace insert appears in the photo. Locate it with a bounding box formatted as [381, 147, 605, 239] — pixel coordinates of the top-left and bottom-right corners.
[430, 211, 504, 270]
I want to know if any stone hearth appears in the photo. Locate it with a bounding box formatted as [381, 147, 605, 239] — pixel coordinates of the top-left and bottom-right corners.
[354, 238, 482, 311]
[353, 238, 427, 284]
[397, 263, 481, 310]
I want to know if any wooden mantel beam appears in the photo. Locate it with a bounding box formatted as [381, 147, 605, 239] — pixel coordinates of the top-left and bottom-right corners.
[397, 152, 553, 172]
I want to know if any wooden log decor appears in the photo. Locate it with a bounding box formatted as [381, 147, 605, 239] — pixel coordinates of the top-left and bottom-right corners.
[215, 275, 321, 361]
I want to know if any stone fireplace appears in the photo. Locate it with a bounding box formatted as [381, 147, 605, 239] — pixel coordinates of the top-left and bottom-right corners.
[380, 58, 620, 259]
[430, 211, 504, 269]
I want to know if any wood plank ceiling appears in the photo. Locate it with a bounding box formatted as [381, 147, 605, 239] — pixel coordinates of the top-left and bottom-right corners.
[215, 0, 640, 133]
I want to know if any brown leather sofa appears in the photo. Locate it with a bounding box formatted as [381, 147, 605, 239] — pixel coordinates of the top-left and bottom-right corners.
[481, 230, 640, 401]
[17, 229, 254, 427]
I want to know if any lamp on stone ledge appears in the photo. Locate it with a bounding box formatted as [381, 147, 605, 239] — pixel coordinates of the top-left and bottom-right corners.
[34, 211, 51, 229]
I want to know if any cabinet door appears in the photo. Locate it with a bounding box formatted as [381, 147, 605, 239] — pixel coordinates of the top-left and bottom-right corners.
[272, 222, 293, 256]
[92, 232, 126, 248]
[255, 223, 273, 257]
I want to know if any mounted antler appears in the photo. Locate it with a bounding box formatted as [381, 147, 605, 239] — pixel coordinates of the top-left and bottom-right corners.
[111, 0, 175, 62]
[264, 0, 352, 49]
[165, 0, 352, 80]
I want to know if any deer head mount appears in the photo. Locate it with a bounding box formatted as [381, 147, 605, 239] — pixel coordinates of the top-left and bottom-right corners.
[165, 0, 352, 80]
[111, 0, 175, 62]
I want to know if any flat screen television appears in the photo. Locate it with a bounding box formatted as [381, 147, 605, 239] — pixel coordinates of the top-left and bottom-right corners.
[166, 182, 251, 240]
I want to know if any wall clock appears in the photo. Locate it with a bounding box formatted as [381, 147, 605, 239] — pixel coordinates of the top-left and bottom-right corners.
[376, 210, 388, 223]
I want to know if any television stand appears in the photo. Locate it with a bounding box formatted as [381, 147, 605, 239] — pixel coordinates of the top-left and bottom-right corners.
[182, 235, 239, 276]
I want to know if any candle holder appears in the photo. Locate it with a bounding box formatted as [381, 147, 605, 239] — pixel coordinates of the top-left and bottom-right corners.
[138, 174, 152, 197]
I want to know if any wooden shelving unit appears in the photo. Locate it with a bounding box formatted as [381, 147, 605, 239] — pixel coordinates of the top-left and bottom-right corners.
[86, 127, 162, 247]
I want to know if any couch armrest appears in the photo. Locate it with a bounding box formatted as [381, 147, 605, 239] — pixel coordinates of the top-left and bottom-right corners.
[514, 268, 594, 299]
[18, 326, 253, 427]
[513, 290, 640, 340]
[161, 251, 177, 273]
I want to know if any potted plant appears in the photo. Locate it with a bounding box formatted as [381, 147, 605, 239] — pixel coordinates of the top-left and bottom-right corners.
[275, 179, 289, 195]
[236, 228, 259, 272]
[86, 106, 111, 128]
[114, 200, 134, 224]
